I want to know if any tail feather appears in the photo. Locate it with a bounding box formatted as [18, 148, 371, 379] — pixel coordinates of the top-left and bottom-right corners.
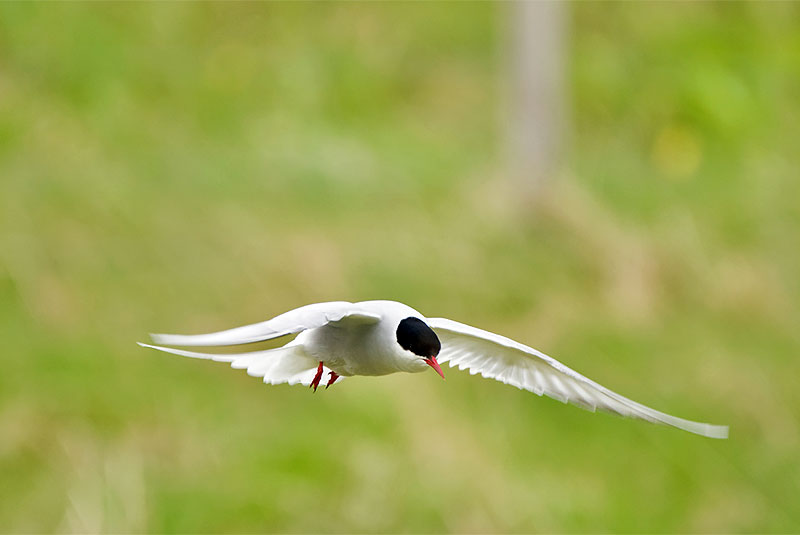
[137, 341, 338, 387]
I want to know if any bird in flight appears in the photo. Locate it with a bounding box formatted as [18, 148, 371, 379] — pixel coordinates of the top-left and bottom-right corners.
[139, 300, 728, 439]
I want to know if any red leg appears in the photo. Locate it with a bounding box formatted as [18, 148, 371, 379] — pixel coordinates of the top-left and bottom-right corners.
[325, 371, 340, 389]
[310, 362, 324, 392]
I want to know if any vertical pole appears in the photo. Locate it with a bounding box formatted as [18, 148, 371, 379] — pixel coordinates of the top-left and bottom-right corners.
[508, 1, 568, 202]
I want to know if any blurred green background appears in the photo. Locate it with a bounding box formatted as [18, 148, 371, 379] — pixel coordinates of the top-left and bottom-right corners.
[1, 3, 799, 533]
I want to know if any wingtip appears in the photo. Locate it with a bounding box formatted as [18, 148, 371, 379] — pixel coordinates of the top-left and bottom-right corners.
[150, 332, 195, 345]
[705, 424, 729, 440]
[149, 333, 171, 345]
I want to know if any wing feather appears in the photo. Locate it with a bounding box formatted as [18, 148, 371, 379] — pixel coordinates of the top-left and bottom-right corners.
[149, 301, 381, 347]
[428, 317, 728, 439]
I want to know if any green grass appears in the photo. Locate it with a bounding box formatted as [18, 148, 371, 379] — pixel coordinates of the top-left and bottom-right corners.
[1, 3, 799, 532]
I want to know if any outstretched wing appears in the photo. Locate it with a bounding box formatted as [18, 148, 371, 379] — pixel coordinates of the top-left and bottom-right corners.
[427, 317, 728, 439]
[139, 302, 381, 387]
[149, 301, 381, 346]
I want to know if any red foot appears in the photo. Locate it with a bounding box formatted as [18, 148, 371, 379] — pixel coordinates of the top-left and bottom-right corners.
[326, 371, 340, 389]
[310, 362, 324, 392]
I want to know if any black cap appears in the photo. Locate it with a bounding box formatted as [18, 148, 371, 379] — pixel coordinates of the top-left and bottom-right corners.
[396, 317, 441, 359]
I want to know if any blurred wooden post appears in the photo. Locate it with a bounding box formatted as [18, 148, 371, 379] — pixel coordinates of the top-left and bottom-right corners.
[508, 1, 569, 202]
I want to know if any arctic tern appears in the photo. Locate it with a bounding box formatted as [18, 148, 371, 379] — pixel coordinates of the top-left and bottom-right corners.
[138, 300, 728, 439]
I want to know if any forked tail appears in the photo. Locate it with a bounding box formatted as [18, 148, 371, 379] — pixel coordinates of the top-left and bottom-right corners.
[138, 340, 340, 387]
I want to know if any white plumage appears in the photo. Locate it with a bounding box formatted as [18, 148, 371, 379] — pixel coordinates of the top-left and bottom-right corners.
[139, 300, 728, 439]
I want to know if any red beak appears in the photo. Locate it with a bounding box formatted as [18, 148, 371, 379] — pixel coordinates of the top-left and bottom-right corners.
[425, 356, 445, 380]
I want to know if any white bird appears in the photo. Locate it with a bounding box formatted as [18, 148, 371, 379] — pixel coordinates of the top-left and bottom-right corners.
[138, 300, 728, 439]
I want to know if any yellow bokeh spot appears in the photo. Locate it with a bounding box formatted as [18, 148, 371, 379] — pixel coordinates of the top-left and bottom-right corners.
[651, 124, 703, 181]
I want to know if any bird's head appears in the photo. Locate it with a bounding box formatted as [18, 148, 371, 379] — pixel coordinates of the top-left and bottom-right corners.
[396, 317, 444, 379]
